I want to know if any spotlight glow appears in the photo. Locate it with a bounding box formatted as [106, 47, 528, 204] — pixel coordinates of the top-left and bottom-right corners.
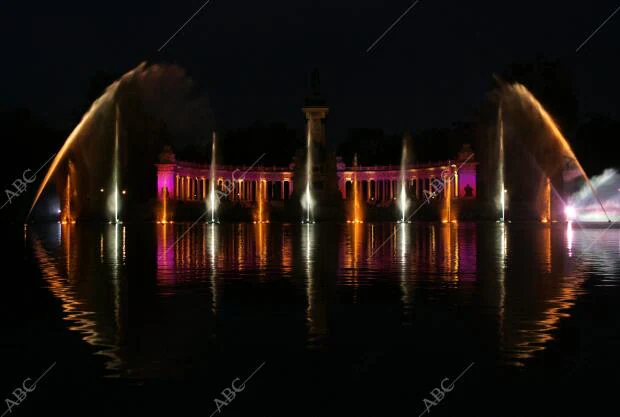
[565, 205, 577, 221]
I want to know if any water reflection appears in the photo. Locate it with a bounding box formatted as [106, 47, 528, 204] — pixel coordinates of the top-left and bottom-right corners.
[27, 221, 620, 378]
[31, 224, 123, 375]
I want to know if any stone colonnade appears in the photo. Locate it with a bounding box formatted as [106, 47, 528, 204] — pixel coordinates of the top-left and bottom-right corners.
[338, 162, 477, 202]
[156, 164, 293, 202]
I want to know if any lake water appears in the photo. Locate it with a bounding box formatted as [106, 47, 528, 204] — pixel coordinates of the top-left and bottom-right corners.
[3, 221, 620, 416]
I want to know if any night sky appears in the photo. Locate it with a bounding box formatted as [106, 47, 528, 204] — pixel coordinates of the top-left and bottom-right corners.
[2, 0, 620, 147]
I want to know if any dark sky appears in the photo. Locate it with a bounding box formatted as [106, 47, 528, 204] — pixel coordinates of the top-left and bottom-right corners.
[2, 0, 620, 146]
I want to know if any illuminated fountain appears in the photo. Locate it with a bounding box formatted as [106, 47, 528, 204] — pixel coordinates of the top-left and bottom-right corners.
[61, 160, 76, 224]
[348, 154, 363, 223]
[497, 83, 610, 223]
[541, 177, 551, 223]
[27, 64, 142, 222]
[207, 132, 219, 224]
[398, 140, 409, 223]
[443, 173, 453, 223]
[497, 100, 507, 222]
[29, 62, 212, 223]
[109, 104, 122, 224]
[160, 187, 169, 224]
[254, 180, 269, 223]
[301, 125, 314, 224]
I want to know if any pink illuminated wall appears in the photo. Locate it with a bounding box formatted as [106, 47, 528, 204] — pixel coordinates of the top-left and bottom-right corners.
[457, 164, 477, 198]
[156, 164, 176, 200]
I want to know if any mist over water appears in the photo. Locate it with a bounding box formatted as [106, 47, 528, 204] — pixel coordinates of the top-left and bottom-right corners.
[569, 168, 620, 222]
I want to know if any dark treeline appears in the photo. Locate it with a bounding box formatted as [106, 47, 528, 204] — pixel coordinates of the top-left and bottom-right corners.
[336, 123, 474, 166]
[176, 121, 304, 167]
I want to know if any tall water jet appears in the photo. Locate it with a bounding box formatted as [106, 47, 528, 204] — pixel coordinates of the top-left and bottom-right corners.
[160, 186, 169, 224]
[28, 63, 144, 220]
[541, 177, 551, 223]
[444, 175, 453, 223]
[301, 125, 314, 223]
[110, 103, 121, 224]
[349, 154, 363, 223]
[61, 160, 75, 224]
[500, 189, 506, 223]
[254, 180, 268, 223]
[504, 83, 610, 222]
[398, 139, 409, 223]
[497, 100, 506, 222]
[207, 132, 218, 224]
[28, 62, 213, 222]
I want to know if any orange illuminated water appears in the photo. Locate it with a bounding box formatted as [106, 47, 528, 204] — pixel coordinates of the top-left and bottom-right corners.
[542, 177, 551, 223]
[443, 176, 452, 223]
[349, 154, 363, 223]
[61, 160, 75, 224]
[17, 219, 620, 417]
[254, 180, 268, 223]
[508, 83, 610, 222]
[160, 187, 168, 224]
[28, 63, 147, 219]
[349, 177, 363, 223]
